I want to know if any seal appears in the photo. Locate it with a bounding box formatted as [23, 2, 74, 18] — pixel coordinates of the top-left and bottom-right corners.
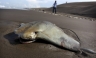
[14, 21, 96, 54]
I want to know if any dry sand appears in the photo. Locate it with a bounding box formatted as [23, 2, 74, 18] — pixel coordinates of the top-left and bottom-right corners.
[47, 2, 96, 18]
[0, 9, 96, 58]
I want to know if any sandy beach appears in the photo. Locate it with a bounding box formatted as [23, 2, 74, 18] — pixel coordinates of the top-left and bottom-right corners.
[0, 8, 96, 58]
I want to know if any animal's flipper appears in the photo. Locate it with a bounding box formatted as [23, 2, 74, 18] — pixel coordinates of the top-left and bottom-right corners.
[81, 48, 96, 54]
[60, 27, 80, 42]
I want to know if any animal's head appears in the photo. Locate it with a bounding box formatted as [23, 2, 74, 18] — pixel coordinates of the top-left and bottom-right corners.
[14, 23, 38, 44]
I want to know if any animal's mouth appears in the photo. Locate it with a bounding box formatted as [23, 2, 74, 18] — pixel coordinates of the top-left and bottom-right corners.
[19, 37, 35, 44]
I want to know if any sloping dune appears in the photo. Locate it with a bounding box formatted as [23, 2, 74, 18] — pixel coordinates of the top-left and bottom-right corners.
[47, 2, 96, 18]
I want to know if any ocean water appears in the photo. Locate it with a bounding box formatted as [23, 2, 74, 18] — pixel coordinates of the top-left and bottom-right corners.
[0, 7, 31, 10]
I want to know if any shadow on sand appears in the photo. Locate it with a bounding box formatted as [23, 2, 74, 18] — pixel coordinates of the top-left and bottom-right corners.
[4, 32, 21, 45]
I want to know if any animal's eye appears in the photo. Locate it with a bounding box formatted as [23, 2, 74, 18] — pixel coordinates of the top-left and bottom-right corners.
[35, 31, 38, 34]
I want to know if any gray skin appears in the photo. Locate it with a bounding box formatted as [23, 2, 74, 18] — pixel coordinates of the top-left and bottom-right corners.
[14, 21, 96, 54]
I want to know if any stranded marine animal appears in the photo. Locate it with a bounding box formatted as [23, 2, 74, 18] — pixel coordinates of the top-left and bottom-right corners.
[14, 21, 96, 54]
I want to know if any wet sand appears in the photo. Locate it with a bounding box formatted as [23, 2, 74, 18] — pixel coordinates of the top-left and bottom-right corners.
[0, 9, 96, 58]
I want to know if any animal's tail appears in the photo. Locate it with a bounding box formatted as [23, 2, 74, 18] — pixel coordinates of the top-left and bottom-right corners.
[81, 48, 96, 54]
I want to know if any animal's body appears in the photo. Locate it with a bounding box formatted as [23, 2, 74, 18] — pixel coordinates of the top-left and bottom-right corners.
[14, 21, 96, 54]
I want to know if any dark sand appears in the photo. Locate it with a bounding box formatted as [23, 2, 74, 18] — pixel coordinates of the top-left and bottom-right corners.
[0, 9, 96, 58]
[47, 2, 96, 18]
